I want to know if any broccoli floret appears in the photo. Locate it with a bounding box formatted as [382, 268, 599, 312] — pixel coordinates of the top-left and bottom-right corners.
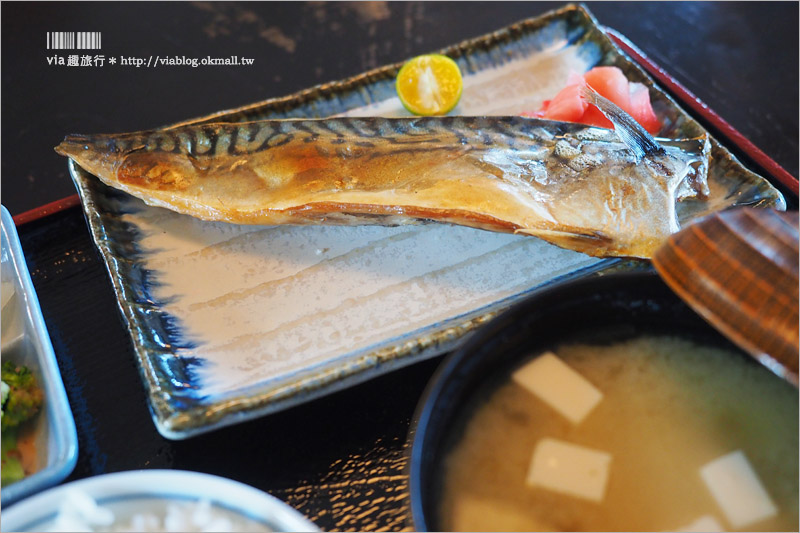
[1, 428, 24, 486]
[1, 452, 25, 486]
[1, 361, 43, 431]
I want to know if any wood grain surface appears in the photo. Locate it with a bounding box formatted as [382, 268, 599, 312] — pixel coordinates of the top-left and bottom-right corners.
[654, 208, 799, 385]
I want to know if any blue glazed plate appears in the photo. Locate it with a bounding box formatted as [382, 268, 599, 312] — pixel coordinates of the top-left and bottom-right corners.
[1, 206, 78, 507]
[67, 4, 784, 439]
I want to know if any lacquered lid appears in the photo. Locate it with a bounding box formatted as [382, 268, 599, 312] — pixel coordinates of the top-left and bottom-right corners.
[653, 207, 799, 385]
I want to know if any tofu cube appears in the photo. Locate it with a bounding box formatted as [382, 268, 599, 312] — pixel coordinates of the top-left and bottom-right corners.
[451, 495, 548, 531]
[700, 450, 777, 529]
[526, 437, 611, 502]
[512, 351, 603, 424]
[678, 514, 725, 532]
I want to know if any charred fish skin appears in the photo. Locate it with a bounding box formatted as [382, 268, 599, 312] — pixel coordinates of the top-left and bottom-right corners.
[59, 117, 596, 159]
[55, 112, 710, 259]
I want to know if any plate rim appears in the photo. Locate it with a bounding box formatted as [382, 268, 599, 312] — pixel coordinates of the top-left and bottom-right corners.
[0, 468, 319, 532]
[0, 206, 79, 507]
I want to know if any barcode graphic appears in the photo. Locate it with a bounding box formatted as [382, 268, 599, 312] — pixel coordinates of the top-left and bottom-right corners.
[47, 32, 101, 50]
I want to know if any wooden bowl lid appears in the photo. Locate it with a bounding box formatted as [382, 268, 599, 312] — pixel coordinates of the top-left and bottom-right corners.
[653, 207, 798, 385]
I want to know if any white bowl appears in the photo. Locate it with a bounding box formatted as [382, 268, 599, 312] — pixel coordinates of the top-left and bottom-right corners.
[0, 469, 319, 532]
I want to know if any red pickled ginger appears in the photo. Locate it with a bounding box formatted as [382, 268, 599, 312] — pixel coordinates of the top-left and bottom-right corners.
[522, 66, 662, 134]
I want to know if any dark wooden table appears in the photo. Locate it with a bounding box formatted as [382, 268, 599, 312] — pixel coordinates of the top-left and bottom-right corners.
[1, 2, 797, 531]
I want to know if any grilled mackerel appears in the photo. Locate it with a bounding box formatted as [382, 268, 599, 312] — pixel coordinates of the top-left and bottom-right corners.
[55, 90, 710, 259]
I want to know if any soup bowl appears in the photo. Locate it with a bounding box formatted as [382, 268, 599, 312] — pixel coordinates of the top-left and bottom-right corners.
[407, 270, 798, 532]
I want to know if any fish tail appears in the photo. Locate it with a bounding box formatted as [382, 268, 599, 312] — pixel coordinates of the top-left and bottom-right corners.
[579, 85, 664, 162]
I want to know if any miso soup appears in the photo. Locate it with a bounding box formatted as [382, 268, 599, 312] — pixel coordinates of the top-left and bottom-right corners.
[440, 336, 799, 532]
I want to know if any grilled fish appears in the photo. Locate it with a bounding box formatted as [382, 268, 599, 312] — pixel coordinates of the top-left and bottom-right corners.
[55, 90, 710, 258]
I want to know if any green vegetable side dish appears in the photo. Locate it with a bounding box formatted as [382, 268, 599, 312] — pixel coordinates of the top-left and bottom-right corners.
[1, 361, 44, 486]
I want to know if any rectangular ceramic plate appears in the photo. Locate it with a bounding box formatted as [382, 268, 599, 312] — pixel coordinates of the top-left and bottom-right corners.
[1, 206, 78, 506]
[69, 4, 783, 439]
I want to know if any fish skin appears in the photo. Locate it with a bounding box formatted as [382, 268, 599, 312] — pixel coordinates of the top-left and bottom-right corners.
[55, 114, 709, 259]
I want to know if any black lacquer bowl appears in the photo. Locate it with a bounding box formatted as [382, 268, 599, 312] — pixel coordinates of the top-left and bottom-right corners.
[406, 270, 794, 531]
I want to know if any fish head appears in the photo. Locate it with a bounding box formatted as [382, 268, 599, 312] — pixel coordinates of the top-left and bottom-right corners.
[56, 131, 203, 193]
[54, 133, 135, 179]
